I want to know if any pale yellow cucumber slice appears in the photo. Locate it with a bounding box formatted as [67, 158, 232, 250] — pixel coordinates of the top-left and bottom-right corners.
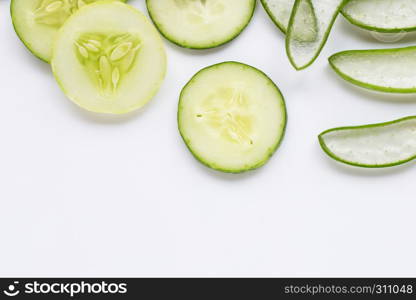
[11, 0, 127, 62]
[51, 1, 167, 114]
[178, 62, 287, 173]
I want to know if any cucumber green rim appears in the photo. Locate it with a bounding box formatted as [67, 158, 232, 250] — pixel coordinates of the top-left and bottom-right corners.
[10, 0, 49, 62]
[10, 0, 128, 63]
[177, 61, 288, 174]
[145, 0, 257, 50]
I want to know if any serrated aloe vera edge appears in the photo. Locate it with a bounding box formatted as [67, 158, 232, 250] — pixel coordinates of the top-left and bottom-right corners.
[319, 116, 416, 168]
[286, 0, 347, 70]
[329, 46, 416, 94]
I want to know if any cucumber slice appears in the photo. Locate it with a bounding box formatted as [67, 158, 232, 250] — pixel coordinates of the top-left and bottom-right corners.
[342, 0, 416, 33]
[51, 1, 167, 114]
[319, 116, 416, 168]
[178, 62, 287, 173]
[329, 46, 416, 93]
[260, 0, 295, 33]
[146, 0, 256, 49]
[286, 0, 346, 70]
[11, 0, 127, 62]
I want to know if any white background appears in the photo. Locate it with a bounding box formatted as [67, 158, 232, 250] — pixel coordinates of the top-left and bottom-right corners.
[1, 0, 416, 277]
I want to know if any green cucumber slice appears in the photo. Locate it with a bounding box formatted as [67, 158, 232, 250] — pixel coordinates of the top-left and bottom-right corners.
[286, 0, 346, 70]
[178, 62, 287, 173]
[329, 46, 416, 93]
[342, 0, 416, 33]
[146, 0, 256, 49]
[11, 0, 127, 62]
[260, 0, 295, 33]
[51, 1, 166, 114]
[319, 116, 416, 168]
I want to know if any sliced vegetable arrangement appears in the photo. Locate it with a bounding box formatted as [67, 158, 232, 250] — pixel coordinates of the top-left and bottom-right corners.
[51, 1, 166, 114]
[7, 0, 416, 172]
[146, 0, 256, 49]
[342, 0, 416, 33]
[11, 0, 127, 62]
[329, 46, 416, 93]
[319, 117, 416, 168]
[178, 62, 287, 173]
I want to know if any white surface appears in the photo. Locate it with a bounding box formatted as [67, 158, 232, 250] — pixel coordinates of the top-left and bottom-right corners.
[1, 0, 416, 277]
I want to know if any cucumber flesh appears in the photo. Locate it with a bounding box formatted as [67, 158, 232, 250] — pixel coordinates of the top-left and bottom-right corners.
[319, 117, 416, 168]
[286, 0, 345, 70]
[11, 0, 126, 62]
[329, 47, 416, 93]
[260, 0, 295, 33]
[178, 62, 287, 173]
[51, 1, 166, 114]
[146, 0, 256, 49]
[342, 0, 416, 33]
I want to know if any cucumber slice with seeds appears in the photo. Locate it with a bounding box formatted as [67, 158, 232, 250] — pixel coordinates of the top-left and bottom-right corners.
[178, 62, 287, 173]
[260, 0, 295, 33]
[286, 0, 346, 70]
[329, 46, 416, 93]
[51, 1, 166, 114]
[146, 0, 256, 49]
[342, 0, 416, 33]
[11, 0, 127, 62]
[319, 116, 416, 168]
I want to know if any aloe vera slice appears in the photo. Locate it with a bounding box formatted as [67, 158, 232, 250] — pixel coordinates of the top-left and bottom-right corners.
[329, 46, 416, 93]
[290, 0, 318, 42]
[319, 116, 416, 168]
[11, 0, 127, 62]
[178, 62, 287, 173]
[286, 0, 346, 70]
[146, 0, 256, 49]
[260, 0, 295, 33]
[342, 0, 416, 33]
[51, 1, 166, 114]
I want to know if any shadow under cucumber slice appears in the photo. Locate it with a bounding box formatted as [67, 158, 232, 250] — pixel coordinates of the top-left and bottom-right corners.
[319, 116, 416, 168]
[329, 46, 416, 93]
